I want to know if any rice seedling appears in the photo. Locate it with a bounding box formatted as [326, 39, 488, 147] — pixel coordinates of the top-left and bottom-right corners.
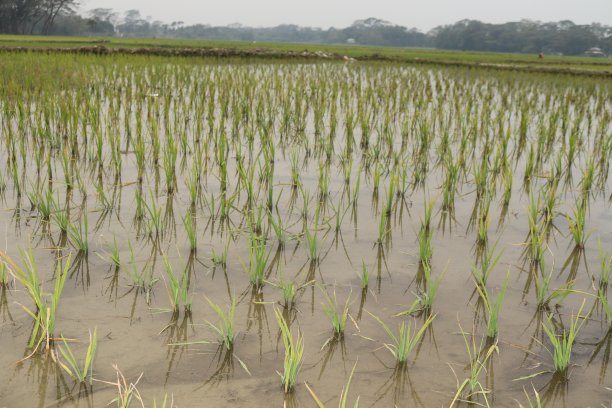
[305, 361, 359, 408]
[597, 287, 612, 328]
[245, 232, 270, 287]
[162, 255, 192, 313]
[367, 311, 435, 364]
[518, 386, 542, 408]
[598, 239, 611, 286]
[0, 261, 9, 288]
[68, 213, 89, 253]
[274, 307, 304, 393]
[566, 201, 589, 248]
[58, 328, 98, 385]
[182, 211, 197, 253]
[1, 247, 70, 352]
[205, 296, 236, 350]
[211, 241, 230, 267]
[304, 206, 320, 261]
[417, 229, 433, 264]
[400, 261, 446, 315]
[320, 287, 351, 339]
[51, 195, 70, 233]
[450, 323, 498, 407]
[471, 242, 502, 288]
[474, 271, 509, 339]
[541, 300, 587, 375]
[533, 259, 573, 309]
[359, 260, 369, 290]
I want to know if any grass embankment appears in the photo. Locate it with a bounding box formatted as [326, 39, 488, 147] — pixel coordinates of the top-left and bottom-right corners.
[0, 34, 610, 77]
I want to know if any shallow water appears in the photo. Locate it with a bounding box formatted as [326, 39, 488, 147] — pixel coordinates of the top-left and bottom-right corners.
[0, 56, 610, 407]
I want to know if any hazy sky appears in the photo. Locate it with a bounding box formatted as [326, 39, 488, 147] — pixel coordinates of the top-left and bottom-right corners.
[79, 0, 612, 31]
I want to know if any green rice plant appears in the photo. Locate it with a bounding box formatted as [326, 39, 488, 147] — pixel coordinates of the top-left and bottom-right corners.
[597, 287, 612, 328]
[598, 239, 611, 286]
[351, 171, 361, 207]
[205, 296, 236, 350]
[269, 210, 288, 247]
[28, 188, 53, 221]
[471, 242, 502, 288]
[367, 312, 435, 364]
[68, 213, 88, 253]
[376, 211, 388, 245]
[450, 323, 498, 406]
[58, 328, 98, 385]
[0, 261, 9, 288]
[359, 260, 369, 290]
[384, 171, 397, 215]
[143, 194, 163, 237]
[305, 361, 359, 408]
[566, 202, 589, 248]
[304, 206, 320, 261]
[182, 211, 197, 253]
[474, 272, 509, 338]
[502, 168, 513, 206]
[162, 255, 191, 313]
[534, 260, 573, 309]
[108, 237, 121, 267]
[372, 162, 382, 192]
[477, 214, 490, 244]
[417, 229, 433, 264]
[52, 195, 70, 233]
[211, 240, 229, 267]
[421, 196, 436, 233]
[542, 300, 587, 374]
[1, 248, 70, 351]
[518, 386, 542, 408]
[320, 287, 351, 338]
[400, 261, 446, 315]
[245, 233, 269, 287]
[274, 307, 304, 393]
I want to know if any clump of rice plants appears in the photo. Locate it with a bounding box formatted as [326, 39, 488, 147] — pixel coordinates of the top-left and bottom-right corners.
[274, 307, 304, 393]
[367, 312, 435, 365]
[162, 255, 192, 313]
[1, 247, 70, 352]
[244, 232, 269, 287]
[598, 239, 611, 286]
[68, 213, 88, 253]
[320, 287, 351, 339]
[542, 300, 587, 375]
[566, 201, 589, 248]
[305, 362, 359, 408]
[205, 296, 236, 350]
[400, 261, 446, 315]
[58, 328, 98, 385]
[474, 271, 509, 339]
[450, 323, 498, 407]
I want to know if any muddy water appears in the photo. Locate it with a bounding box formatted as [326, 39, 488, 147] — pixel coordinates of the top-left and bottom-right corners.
[0, 58, 610, 407]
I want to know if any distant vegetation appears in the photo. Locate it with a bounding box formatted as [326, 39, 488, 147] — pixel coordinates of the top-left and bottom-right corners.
[0, 3, 610, 56]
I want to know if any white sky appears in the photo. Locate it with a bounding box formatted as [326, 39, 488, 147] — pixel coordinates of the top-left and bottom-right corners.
[79, 0, 612, 31]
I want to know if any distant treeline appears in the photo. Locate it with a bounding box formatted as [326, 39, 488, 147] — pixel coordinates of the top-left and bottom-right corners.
[1, 4, 610, 56]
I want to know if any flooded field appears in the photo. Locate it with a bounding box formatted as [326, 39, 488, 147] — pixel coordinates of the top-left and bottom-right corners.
[0, 54, 610, 407]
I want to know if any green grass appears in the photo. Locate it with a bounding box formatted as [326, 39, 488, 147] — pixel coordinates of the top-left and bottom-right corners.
[1, 35, 609, 74]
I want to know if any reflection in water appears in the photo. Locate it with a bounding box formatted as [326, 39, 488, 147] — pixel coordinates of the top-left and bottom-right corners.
[162, 311, 194, 385]
[586, 328, 612, 384]
[539, 372, 568, 408]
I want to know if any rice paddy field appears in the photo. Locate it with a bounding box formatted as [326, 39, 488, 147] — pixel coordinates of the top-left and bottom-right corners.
[0, 51, 610, 407]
